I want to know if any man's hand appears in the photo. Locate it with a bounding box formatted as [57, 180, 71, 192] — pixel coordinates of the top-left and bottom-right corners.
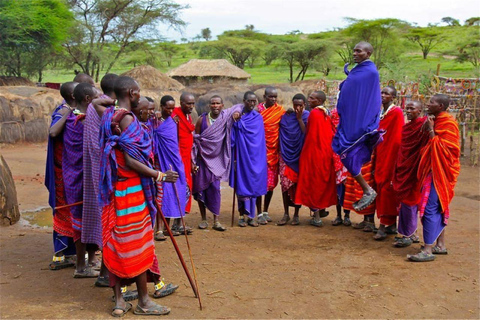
[232, 112, 241, 121]
[164, 170, 179, 183]
[173, 115, 180, 124]
[93, 98, 115, 107]
[295, 105, 304, 120]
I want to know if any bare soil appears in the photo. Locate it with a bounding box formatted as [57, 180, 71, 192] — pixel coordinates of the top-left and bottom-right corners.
[0, 142, 479, 319]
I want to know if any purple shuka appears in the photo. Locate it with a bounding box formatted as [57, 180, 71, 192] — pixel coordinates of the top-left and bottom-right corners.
[332, 61, 383, 176]
[229, 105, 267, 218]
[81, 98, 107, 248]
[63, 113, 85, 235]
[279, 110, 309, 173]
[398, 203, 418, 237]
[151, 117, 187, 219]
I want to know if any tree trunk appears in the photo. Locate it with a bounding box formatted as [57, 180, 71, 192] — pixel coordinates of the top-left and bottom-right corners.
[0, 156, 20, 226]
[38, 68, 43, 83]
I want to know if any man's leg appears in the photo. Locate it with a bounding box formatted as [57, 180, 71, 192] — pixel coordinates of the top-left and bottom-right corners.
[277, 191, 290, 225]
[135, 272, 170, 314]
[112, 279, 128, 316]
[263, 190, 274, 214]
[197, 198, 208, 229]
[353, 173, 377, 211]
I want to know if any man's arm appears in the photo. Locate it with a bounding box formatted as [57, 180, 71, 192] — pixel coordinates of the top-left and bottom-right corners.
[92, 98, 115, 118]
[49, 107, 72, 138]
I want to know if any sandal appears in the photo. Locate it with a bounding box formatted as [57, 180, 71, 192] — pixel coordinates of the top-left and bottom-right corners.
[95, 275, 110, 287]
[257, 213, 268, 225]
[172, 224, 193, 235]
[154, 231, 167, 241]
[73, 267, 99, 278]
[133, 303, 171, 316]
[343, 217, 352, 226]
[332, 217, 343, 226]
[112, 302, 132, 318]
[88, 259, 101, 271]
[153, 281, 179, 299]
[362, 222, 375, 233]
[353, 190, 377, 211]
[393, 237, 413, 248]
[320, 210, 329, 218]
[212, 222, 227, 232]
[247, 218, 259, 227]
[310, 218, 323, 227]
[407, 251, 435, 262]
[352, 220, 367, 229]
[198, 220, 208, 229]
[49, 255, 75, 271]
[409, 234, 420, 243]
[238, 218, 247, 227]
[277, 215, 290, 226]
[385, 225, 398, 235]
[263, 212, 273, 223]
[111, 288, 139, 302]
[373, 229, 387, 241]
[432, 246, 448, 255]
[290, 216, 300, 225]
[163, 229, 181, 237]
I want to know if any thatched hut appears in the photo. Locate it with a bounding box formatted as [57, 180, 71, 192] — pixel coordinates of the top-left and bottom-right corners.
[167, 59, 251, 86]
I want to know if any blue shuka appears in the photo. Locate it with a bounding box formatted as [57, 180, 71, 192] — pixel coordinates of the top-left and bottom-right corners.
[332, 60, 384, 176]
[279, 110, 309, 173]
[229, 105, 267, 218]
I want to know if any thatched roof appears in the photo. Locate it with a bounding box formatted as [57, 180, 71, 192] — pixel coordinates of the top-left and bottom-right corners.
[167, 59, 251, 79]
[121, 65, 184, 91]
[0, 76, 34, 87]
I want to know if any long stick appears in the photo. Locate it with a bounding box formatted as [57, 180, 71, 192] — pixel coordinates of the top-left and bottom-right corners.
[170, 165, 203, 310]
[157, 206, 198, 299]
[231, 159, 236, 227]
[54, 201, 83, 210]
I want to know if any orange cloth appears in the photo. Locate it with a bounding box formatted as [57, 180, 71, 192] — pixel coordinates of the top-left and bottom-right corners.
[295, 107, 337, 209]
[172, 107, 195, 213]
[343, 160, 376, 215]
[375, 106, 404, 225]
[417, 112, 460, 216]
[259, 103, 285, 168]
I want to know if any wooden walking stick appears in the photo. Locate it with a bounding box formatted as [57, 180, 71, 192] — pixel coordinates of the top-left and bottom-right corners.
[231, 157, 237, 227]
[156, 206, 199, 299]
[169, 165, 203, 310]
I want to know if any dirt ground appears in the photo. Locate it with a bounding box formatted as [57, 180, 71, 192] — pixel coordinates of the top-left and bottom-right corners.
[0, 142, 479, 319]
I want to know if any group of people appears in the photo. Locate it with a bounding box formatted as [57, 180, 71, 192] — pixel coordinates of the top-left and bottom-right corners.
[44, 40, 461, 317]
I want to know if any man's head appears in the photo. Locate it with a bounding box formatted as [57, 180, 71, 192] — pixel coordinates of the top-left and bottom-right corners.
[353, 41, 373, 64]
[160, 95, 176, 118]
[73, 82, 97, 106]
[73, 73, 95, 86]
[209, 95, 224, 117]
[381, 86, 397, 107]
[427, 94, 449, 116]
[145, 96, 155, 119]
[243, 91, 258, 111]
[307, 91, 326, 108]
[405, 100, 422, 121]
[180, 92, 195, 115]
[292, 93, 306, 112]
[60, 81, 78, 105]
[113, 76, 141, 108]
[264, 87, 278, 107]
[100, 73, 119, 98]
[133, 97, 150, 122]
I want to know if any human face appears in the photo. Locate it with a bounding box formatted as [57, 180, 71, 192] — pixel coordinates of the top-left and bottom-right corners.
[381, 88, 395, 107]
[264, 90, 277, 107]
[243, 95, 258, 111]
[425, 97, 444, 116]
[129, 83, 141, 108]
[209, 97, 224, 117]
[307, 93, 321, 108]
[353, 45, 370, 63]
[147, 102, 155, 119]
[293, 99, 305, 112]
[162, 100, 176, 118]
[405, 102, 421, 121]
[180, 95, 195, 115]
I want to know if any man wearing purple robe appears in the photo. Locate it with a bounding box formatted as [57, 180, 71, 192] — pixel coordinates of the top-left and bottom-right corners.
[229, 91, 268, 227]
[63, 82, 100, 278]
[332, 41, 383, 211]
[192, 95, 242, 231]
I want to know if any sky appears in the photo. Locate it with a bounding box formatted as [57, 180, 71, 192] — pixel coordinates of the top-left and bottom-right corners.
[157, 0, 480, 41]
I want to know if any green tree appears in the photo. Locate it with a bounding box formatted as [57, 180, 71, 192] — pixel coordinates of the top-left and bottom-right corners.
[282, 40, 328, 82]
[64, 0, 187, 81]
[200, 37, 263, 69]
[0, 0, 73, 81]
[158, 42, 181, 67]
[245, 24, 255, 31]
[457, 35, 480, 67]
[465, 17, 480, 26]
[441, 17, 460, 26]
[343, 18, 410, 68]
[407, 27, 444, 59]
[201, 28, 212, 41]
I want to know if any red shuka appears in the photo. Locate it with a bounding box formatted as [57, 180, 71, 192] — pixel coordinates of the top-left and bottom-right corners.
[392, 116, 429, 205]
[295, 107, 337, 209]
[374, 106, 404, 225]
[172, 107, 195, 212]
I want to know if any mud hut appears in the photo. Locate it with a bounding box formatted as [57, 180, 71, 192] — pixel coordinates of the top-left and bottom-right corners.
[121, 65, 184, 91]
[167, 59, 251, 86]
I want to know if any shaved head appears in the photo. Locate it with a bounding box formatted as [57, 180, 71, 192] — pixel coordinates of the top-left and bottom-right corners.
[73, 73, 94, 86]
[60, 81, 78, 104]
[355, 41, 374, 54]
